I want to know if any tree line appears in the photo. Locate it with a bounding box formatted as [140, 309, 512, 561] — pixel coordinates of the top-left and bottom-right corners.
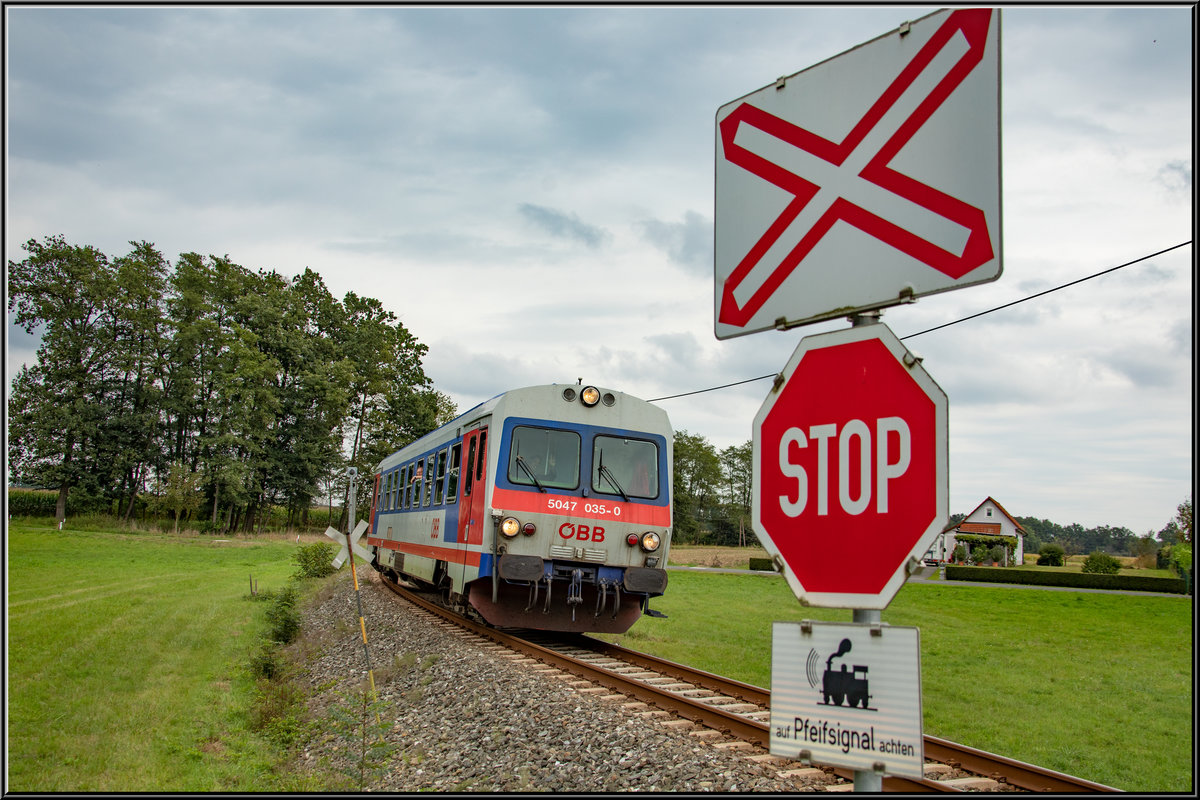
[8, 235, 451, 533]
[672, 431, 755, 547]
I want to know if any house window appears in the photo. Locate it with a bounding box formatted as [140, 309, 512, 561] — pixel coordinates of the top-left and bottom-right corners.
[986, 507, 993, 517]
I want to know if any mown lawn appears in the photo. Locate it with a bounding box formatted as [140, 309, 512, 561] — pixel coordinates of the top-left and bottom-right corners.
[611, 570, 1193, 792]
[6, 521, 301, 791]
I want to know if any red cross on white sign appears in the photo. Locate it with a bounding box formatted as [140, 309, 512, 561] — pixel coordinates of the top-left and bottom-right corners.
[714, 8, 1002, 339]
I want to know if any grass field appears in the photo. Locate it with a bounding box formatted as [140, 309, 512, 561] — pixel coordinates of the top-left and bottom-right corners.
[606, 568, 1193, 792]
[6, 520, 302, 791]
[7, 526, 1192, 792]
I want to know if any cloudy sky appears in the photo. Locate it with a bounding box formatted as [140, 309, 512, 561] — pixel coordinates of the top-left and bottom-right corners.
[5, 5, 1193, 536]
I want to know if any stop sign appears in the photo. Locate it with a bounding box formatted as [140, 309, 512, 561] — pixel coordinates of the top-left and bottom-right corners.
[752, 323, 947, 609]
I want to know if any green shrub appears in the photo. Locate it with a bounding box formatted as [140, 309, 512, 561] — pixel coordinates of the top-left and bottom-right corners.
[1038, 543, 1065, 567]
[970, 544, 990, 565]
[1082, 551, 1122, 575]
[951, 544, 968, 563]
[264, 583, 302, 644]
[293, 541, 337, 579]
[748, 557, 775, 571]
[989, 545, 1005, 564]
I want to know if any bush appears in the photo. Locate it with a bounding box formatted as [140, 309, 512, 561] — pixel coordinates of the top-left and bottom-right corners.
[264, 583, 302, 644]
[1082, 551, 1122, 575]
[293, 541, 337, 579]
[989, 545, 1005, 564]
[748, 557, 776, 571]
[951, 544, 968, 563]
[1038, 543, 1065, 567]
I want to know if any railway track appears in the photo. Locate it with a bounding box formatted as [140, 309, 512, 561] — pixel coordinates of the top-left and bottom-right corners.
[379, 575, 1119, 793]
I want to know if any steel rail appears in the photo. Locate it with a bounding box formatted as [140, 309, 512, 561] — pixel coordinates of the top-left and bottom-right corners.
[582, 635, 1120, 793]
[923, 735, 1120, 793]
[379, 577, 1116, 792]
[379, 577, 948, 792]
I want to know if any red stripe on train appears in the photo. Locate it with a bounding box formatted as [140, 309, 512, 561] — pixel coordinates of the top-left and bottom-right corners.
[367, 537, 482, 567]
[491, 487, 671, 527]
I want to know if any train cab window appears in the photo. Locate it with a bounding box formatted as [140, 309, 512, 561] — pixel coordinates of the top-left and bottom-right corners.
[434, 449, 448, 505]
[446, 443, 462, 503]
[423, 454, 434, 507]
[508, 426, 580, 490]
[592, 436, 659, 500]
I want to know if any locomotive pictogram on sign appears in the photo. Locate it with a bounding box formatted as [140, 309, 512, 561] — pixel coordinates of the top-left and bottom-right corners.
[714, 8, 1001, 339]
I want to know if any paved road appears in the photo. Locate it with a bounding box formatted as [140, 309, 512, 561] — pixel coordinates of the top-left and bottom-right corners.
[666, 564, 1189, 597]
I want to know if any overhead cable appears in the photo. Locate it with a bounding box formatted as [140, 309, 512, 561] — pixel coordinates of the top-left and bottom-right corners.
[647, 240, 1192, 404]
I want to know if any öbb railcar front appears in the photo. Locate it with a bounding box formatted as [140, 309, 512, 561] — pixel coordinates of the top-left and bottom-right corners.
[367, 384, 673, 634]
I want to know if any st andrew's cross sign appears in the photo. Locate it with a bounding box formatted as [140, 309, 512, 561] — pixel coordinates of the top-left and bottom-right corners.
[715, 8, 1002, 339]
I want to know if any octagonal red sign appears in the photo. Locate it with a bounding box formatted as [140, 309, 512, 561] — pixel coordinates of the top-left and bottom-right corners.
[752, 323, 947, 608]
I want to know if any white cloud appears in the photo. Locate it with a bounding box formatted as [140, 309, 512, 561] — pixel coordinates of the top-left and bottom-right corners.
[5, 6, 1192, 534]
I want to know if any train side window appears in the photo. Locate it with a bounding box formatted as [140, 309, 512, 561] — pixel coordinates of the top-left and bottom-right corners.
[476, 429, 488, 481]
[385, 471, 394, 511]
[434, 448, 448, 505]
[446, 443, 462, 503]
[464, 437, 478, 497]
[394, 468, 402, 509]
[411, 461, 423, 508]
[423, 455, 434, 507]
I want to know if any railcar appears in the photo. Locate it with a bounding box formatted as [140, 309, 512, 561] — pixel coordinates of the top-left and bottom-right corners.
[366, 384, 673, 634]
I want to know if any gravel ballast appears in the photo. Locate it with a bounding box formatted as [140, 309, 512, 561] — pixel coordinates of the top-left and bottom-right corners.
[290, 570, 827, 792]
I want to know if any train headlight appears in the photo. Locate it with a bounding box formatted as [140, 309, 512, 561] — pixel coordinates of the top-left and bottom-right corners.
[580, 386, 600, 407]
[640, 532, 661, 552]
[500, 516, 522, 538]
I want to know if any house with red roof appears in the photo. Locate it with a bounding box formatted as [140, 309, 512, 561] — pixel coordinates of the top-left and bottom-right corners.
[925, 496, 1029, 565]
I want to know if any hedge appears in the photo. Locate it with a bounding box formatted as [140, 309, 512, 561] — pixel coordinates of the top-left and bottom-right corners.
[748, 557, 777, 572]
[6, 488, 110, 517]
[944, 565, 1188, 594]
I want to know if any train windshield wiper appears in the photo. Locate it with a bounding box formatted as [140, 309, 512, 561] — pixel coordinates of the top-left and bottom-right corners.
[597, 451, 629, 502]
[515, 455, 546, 493]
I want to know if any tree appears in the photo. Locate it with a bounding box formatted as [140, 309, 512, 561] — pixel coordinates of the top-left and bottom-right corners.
[7, 236, 119, 521]
[1175, 497, 1193, 545]
[717, 441, 755, 546]
[160, 461, 203, 534]
[671, 430, 721, 543]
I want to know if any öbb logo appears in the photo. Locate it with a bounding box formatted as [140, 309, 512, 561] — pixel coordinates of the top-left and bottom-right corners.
[558, 522, 606, 543]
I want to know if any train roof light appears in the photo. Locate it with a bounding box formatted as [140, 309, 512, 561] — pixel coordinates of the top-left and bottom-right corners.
[580, 386, 600, 407]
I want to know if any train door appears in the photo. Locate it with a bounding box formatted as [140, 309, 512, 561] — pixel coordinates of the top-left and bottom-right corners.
[458, 426, 489, 547]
